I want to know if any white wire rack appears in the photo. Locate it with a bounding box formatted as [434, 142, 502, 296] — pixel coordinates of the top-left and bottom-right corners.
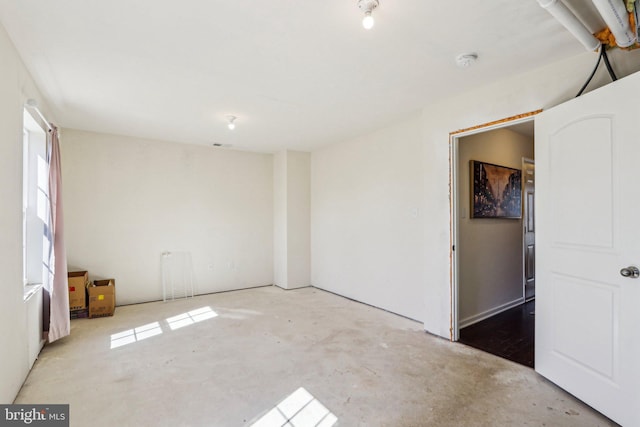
[161, 251, 194, 302]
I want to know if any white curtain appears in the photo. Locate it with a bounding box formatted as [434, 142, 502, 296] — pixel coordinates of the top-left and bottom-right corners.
[47, 125, 70, 342]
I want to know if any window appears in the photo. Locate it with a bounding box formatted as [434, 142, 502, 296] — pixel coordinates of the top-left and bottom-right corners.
[23, 109, 52, 292]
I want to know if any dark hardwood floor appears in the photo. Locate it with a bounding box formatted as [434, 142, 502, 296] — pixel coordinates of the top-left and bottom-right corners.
[459, 300, 535, 368]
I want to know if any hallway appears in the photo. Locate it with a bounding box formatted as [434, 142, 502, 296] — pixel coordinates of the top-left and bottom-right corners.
[459, 300, 535, 368]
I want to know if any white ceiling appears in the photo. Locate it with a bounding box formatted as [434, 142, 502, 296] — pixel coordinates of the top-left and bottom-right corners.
[0, 1, 607, 152]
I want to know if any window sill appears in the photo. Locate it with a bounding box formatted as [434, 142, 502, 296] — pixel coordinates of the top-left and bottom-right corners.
[24, 283, 43, 302]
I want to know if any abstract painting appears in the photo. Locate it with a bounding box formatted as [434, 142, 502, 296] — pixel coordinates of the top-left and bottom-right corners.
[471, 160, 522, 218]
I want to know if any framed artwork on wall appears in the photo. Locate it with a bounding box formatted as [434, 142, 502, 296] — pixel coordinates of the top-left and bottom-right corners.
[470, 160, 522, 219]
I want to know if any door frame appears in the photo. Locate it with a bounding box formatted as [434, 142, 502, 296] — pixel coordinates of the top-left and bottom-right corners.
[449, 110, 540, 341]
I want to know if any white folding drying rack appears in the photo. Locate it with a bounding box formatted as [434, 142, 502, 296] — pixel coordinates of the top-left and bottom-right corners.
[161, 251, 195, 302]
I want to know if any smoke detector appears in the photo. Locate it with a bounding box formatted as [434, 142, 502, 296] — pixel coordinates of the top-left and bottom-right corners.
[456, 53, 478, 68]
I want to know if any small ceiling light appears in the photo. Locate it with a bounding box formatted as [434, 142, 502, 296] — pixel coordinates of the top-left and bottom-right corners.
[455, 53, 478, 68]
[358, 0, 379, 30]
[226, 115, 237, 130]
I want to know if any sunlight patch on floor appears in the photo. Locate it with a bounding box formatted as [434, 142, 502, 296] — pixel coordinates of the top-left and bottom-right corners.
[250, 387, 337, 427]
[166, 306, 218, 330]
[110, 322, 163, 349]
[110, 306, 218, 349]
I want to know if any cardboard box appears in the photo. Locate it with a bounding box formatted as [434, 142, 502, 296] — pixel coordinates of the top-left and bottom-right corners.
[68, 271, 88, 310]
[70, 308, 88, 319]
[88, 279, 116, 318]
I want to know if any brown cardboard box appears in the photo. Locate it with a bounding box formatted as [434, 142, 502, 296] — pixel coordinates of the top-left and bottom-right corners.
[87, 279, 116, 318]
[68, 271, 88, 310]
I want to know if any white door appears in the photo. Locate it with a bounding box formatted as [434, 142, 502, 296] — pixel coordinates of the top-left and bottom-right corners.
[535, 71, 640, 426]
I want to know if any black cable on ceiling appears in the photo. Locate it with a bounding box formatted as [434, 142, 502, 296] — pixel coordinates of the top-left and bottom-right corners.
[576, 43, 619, 98]
[576, 44, 604, 97]
[602, 47, 618, 81]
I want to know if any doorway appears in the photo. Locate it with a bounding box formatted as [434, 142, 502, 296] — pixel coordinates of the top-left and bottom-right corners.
[450, 113, 537, 367]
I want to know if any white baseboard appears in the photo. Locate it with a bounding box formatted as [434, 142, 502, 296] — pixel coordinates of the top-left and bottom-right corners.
[459, 297, 525, 329]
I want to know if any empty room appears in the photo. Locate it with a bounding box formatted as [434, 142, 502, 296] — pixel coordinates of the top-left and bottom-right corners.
[1, 1, 639, 426]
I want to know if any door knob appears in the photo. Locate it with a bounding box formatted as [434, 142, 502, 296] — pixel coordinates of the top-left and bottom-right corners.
[620, 266, 640, 278]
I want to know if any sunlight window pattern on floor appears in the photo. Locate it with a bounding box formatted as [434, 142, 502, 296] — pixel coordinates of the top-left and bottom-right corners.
[251, 387, 337, 427]
[166, 306, 218, 330]
[110, 306, 218, 349]
[110, 322, 163, 349]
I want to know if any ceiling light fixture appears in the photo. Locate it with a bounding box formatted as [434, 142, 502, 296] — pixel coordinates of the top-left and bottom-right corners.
[358, 0, 379, 30]
[226, 115, 237, 130]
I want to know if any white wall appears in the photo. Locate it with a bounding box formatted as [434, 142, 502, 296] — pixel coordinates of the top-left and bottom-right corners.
[273, 150, 310, 289]
[61, 129, 274, 305]
[25, 288, 45, 369]
[0, 23, 51, 403]
[285, 151, 310, 289]
[311, 48, 640, 338]
[311, 112, 425, 321]
[273, 151, 287, 288]
[458, 128, 533, 326]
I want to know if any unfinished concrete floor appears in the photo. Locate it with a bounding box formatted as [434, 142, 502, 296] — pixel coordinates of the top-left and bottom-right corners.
[16, 286, 615, 426]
